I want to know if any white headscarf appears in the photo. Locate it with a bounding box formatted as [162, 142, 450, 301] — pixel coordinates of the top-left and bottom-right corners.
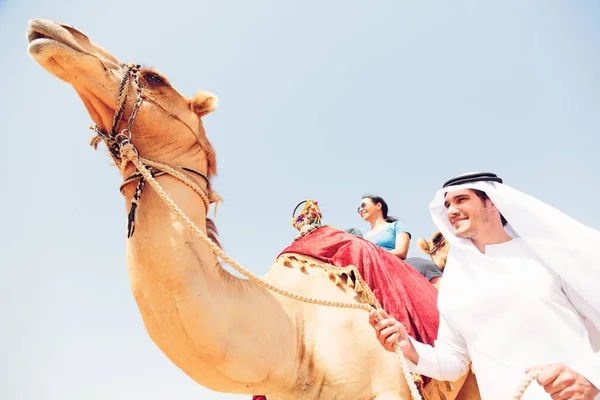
[429, 179, 600, 314]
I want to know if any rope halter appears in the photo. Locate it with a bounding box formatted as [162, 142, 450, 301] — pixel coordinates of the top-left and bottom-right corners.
[88, 63, 221, 238]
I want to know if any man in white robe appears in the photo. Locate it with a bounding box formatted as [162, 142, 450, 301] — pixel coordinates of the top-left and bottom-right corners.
[369, 172, 600, 400]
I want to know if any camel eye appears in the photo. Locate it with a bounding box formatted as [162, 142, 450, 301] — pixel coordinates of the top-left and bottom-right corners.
[432, 234, 443, 245]
[143, 72, 167, 87]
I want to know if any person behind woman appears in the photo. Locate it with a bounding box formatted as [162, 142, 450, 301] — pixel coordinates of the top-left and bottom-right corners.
[358, 195, 443, 288]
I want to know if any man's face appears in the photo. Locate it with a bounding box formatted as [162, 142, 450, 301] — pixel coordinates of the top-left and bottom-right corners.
[444, 189, 492, 239]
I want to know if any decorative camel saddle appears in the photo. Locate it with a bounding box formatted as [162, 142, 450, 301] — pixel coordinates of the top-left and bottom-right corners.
[289, 200, 440, 344]
[253, 201, 473, 400]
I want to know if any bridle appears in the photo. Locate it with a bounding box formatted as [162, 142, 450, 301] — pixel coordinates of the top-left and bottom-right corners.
[89, 63, 220, 238]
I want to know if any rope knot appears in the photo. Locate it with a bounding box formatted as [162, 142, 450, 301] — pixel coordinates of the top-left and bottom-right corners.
[209, 191, 224, 216]
[89, 134, 102, 150]
[120, 141, 139, 161]
[209, 191, 222, 204]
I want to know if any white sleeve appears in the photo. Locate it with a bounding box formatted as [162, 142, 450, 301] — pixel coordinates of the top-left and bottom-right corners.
[406, 315, 471, 382]
[563, 282, 600, 392]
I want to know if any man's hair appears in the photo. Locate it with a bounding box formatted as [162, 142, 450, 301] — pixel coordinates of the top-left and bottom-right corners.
[472, 189, 508, 226]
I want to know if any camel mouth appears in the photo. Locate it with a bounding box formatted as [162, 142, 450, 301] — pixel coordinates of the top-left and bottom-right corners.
[27, 28, 57, 49]
[27, 30, 49, 43]
[26, 19, 82, 56]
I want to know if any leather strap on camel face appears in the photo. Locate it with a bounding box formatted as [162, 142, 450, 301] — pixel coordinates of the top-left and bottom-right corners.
[88, 63, 220, 238]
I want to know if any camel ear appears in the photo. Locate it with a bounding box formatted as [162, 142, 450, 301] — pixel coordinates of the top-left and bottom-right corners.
[417, 238, 431, 254]
[191, 90, 218, 117]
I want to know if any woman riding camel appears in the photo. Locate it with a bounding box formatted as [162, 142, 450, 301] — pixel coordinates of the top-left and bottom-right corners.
[358, 195, 443, 288]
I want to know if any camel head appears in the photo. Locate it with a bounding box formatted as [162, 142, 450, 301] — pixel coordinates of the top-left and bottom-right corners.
[417, 231, 450, 270]
[26, 19, 217, 179]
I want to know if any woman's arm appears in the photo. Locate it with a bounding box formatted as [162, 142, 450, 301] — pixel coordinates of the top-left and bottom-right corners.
[390, 231, 410, 259]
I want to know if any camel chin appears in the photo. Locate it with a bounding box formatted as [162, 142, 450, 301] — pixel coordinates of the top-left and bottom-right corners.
[28, 42, 74, 81]
[29, 23, 84, 81]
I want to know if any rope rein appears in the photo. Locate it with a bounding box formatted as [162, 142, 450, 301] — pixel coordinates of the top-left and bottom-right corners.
[118, 141, 421, 400]
[90, 64, 535, 400]
[512, 371, 539, 400]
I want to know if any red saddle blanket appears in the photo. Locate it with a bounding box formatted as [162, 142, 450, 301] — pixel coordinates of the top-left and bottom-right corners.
[279, 226, 440, 346]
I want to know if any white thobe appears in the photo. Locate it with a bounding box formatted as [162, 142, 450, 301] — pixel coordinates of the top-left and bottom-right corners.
[409, 238, 600, 400]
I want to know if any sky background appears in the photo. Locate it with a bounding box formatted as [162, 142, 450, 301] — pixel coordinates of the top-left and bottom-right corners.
[1, 1, 599, 399]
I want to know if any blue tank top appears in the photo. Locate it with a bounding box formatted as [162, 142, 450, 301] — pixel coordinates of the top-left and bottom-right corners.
[364, 221, 410, 251]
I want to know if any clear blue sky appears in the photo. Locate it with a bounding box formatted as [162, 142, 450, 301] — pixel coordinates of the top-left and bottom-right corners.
[1, 1, 599, 399]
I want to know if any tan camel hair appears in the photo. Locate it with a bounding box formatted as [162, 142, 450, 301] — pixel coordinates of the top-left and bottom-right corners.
[26, 19, 479, 400]
[417, 232, 450, 270]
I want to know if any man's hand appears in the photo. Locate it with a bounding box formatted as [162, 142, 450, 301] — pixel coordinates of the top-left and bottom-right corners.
[368, 309, 419, 364]
[525, 363, 599, 399]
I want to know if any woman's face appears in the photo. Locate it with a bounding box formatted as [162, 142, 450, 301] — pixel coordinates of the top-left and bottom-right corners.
[358, 198, 381, 221]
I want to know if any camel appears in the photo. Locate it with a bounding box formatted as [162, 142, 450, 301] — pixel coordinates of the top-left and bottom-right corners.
[25, 19, 479, 399]
[417, 231, 450, 270]
[415, 235, 484, 400]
